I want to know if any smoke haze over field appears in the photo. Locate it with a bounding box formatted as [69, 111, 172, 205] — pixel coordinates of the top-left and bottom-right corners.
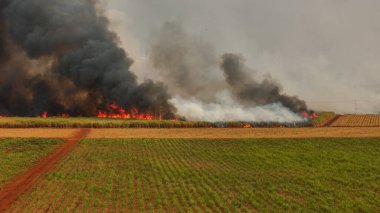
[105, 0, 380, 115]
[149, 22, 224, 102]
[1, 0, 379, 120]
[221, 53, 307, 113]
[0, 0, 175, 117]
[148, 22, 308, 121]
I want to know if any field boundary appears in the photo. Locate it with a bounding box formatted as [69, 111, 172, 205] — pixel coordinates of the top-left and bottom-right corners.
[329, 114, 380, 127]
[322, 114, 342, 127]
[312, 112, 338, 127]
[0, 129, 90, 211]
[85, 128, 380, 139]
[0, 117, 312, 128]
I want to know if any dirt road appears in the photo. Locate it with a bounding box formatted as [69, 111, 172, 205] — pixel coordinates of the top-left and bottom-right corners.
[2, 127, 379, 139]
[0, 129, 90, 211]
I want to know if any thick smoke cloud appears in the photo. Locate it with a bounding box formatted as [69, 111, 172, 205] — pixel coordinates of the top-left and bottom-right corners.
[0, 0, 175, 117]
[107, 0, 380, 114]
[221, 53, 308, 112]
[147, 22, 307, 121]
[150, 22, 224, 102]
[0, 0, 10, 61]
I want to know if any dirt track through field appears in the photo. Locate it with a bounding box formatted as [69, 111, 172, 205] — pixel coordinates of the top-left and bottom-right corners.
[323, 115, 343, 127]
[0, 129, 90, 211]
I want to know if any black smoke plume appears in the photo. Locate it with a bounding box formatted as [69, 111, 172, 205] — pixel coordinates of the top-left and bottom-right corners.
[0, 0, 175, 117]
[221, 53, 308, 112]
[150, 22, 224, 102]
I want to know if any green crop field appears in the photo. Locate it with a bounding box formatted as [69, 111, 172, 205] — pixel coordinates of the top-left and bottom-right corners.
[312, 112, 336, 126]
[0, 117, 312, 128]
[8, 138, 380, 212]
[0, 117, 202, 128]
[0, 138, 63, 188]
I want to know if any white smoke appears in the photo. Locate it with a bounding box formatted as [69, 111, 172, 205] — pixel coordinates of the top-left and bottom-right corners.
[171, 95, 305, 122]
[105, 0, 380, 115]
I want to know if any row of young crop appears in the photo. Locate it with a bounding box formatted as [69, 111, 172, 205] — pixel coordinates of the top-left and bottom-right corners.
[10, 140, 219, 212]
[7, 139, 283, 212]
[8, 138, 380, 212]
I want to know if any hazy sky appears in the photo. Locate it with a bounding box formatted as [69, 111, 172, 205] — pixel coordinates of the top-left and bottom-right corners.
[103, 0, 380, 113]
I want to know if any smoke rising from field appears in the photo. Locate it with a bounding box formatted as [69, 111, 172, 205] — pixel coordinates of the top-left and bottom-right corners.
[0, 0, 175, 117]
[172, 97, 305, 122]
[106, 0, 380, 115]
[6, 0, 376, 121]
[147, 22, 307, 121]
[150, 22, 224, 102]
[221, 53, 307, 112]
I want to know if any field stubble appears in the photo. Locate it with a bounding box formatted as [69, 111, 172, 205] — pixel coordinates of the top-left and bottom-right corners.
[331, 114, 380, 127]
[0, 129, 77, 138]
[87, 127, 380, 138]
[2, 128, 380, 139]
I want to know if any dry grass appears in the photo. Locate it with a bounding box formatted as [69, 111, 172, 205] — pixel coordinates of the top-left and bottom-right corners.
[1, 127, 380, 139]
[331, 114, 380, 127]
[0, 129, 77, 138]
[87, 128, 380, 139]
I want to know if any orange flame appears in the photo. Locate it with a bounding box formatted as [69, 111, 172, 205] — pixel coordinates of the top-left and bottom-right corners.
[243, 123, 252, 128]
[97, 103, 155, 120]
[35, 103, 156, 120]
[39, 112, 70, 118]
[302, 111, 318, 119]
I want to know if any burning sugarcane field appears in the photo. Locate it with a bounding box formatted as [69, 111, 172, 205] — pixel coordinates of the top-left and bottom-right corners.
[0, 0, 379, 212]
